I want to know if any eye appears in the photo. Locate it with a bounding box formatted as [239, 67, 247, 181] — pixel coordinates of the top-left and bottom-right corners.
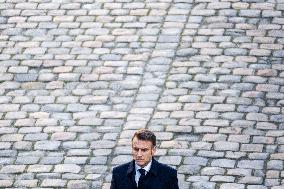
[141, 149, 148, 152]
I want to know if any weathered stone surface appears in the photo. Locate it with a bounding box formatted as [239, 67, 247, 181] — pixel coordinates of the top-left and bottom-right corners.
[54, 164, 81, 173]
[41, 179, 66, 187]
[0, 165, 26, 173]
[0, 1, 282, 188]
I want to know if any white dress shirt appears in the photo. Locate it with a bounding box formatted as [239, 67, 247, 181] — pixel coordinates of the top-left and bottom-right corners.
[134, 160, 152, 186]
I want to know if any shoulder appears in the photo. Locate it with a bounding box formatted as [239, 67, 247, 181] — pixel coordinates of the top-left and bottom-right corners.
[112, 161, 132, 175]
[154, 159, 177, 177]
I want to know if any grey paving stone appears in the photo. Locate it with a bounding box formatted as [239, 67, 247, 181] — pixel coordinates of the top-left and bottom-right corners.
[184, 157, 208, 166]
[0, 0, 283, 188]
[64, 157, 88, 164]
[214, 141, 239, 151]
[40, 156, 64, 165]
[66, 104, 88, 112]
[34, 141, 61, 151]
[220, 183, 245, 189]
[178, 165, 201, 175]
[211, 175, 235, 182]
[198, 150, 224, 158]
[0, 134, 23, 142]
[51, 132, 76, 141]
[27, 165, 53, 173]
[201, 167, 225, 176]
[67, 180, 90, 189]
[0, 158, 16, 165]
[177, 48, 198, 56]
[15, 156, 40, 164]
[238, 160, 264, 169]
[158, 156, 182, 166]
[211, 159, 236, 168]
[0, 165, 26, 173]
[267, 160, 283, 170]
[247, 186, 267, 189]
[192, 181, 216, 189]
[239, 176, 263, 184]
[62, 141, 88, 149]
[54, 164, 81, 173]
[41, 179, 66, 187]
[36, 173, 61, 180]
[0, 180, 13, 187]
[90, 140, 116, 149]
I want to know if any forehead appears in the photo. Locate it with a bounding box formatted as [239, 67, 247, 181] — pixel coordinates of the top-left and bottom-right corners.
[132, 137, 153, 148]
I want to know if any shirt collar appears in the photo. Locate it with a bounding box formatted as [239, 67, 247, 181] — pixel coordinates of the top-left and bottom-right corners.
[135, 160, 152, 173]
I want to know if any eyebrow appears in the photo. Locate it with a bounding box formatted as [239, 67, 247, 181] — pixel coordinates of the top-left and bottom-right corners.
[132, 146, 150, 150]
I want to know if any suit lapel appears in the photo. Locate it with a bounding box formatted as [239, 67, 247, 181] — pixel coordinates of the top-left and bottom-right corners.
[148, 158, 159, 177]
[127, 160, 138, 189]
[143, 158, 159, 189]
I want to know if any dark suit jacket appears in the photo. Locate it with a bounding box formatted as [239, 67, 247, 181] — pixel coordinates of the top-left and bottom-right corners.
[110, 158, 179, 189]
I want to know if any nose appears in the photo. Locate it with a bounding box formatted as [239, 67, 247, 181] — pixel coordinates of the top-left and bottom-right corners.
[137, 149, 143, 157]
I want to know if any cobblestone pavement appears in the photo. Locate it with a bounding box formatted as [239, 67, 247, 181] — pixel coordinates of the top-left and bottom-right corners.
[0, 0, 284, 188]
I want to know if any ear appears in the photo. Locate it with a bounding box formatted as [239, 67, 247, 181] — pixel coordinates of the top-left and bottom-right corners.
[151, 146, 156, 155]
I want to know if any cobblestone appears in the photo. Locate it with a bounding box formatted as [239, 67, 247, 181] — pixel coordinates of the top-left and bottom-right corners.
[0, 0, 283, 188]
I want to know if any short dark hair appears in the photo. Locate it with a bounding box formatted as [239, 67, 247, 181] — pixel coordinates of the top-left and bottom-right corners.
[132, 129, 156, 147]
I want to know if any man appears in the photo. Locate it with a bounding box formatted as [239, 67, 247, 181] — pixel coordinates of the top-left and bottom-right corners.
[110, 129, 179, 189]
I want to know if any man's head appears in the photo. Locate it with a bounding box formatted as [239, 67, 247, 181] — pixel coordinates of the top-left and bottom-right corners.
[132, 129, 156, 168]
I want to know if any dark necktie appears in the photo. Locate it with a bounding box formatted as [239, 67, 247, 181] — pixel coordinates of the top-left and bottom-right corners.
[138, 169, 146, 189]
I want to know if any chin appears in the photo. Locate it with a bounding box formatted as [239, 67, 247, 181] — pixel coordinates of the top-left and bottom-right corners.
[136, 161, 145, 166]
